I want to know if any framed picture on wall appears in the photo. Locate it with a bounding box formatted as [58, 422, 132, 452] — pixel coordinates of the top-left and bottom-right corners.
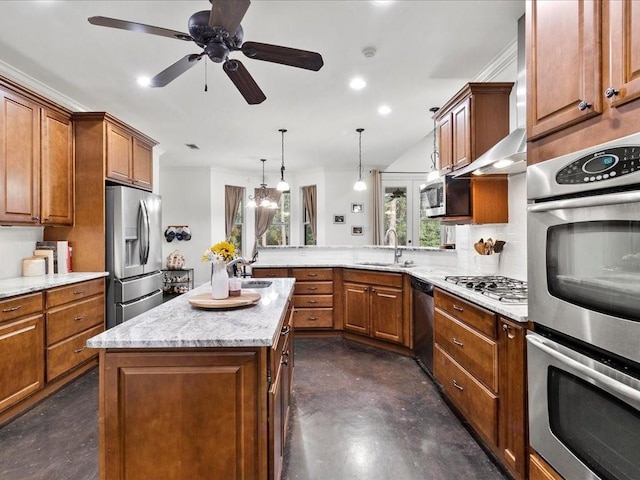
[351, 203, 363, 213]
[351, 226, 363, 236]
[333, 214, 346, 224]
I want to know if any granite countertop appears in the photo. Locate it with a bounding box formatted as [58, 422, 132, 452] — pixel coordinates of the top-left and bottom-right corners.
[0, 272, 109, 299]
[254, 260, 528, 322]
[87, 278, 296, 349]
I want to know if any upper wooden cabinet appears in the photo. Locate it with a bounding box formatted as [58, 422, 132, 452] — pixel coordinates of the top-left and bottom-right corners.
[0, 80, 73, 226]
[434, 83, 513, 175]
[103, 115, 155, 190]
[527, 0, 640, 162]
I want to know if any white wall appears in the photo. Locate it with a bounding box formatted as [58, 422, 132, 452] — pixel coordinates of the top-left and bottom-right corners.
[0, 227, 43, 280]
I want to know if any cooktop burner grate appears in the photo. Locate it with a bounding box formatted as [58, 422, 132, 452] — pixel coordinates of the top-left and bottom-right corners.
[445, 275, 528, 304]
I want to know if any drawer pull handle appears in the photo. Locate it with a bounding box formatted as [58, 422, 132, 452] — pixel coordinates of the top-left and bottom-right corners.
[73, 290, 86, 295]
[281, 325, 291, 336]
[283, 350, 290, 357]
[307, 273, 318, 277]
[308, 316, 318, 321]
[452, 338, 464, 347]
[308, 300, 318, 304]
[306, 287, 318, 291]
[74, 316, 87, 322]
[74, 346, 86, 354]
[452, 304, 464, 312]
[2, 305, 21, 313]
[281, 358, 289, 366]
[453, 380, 464, 391]
[267, 274, 277, 277]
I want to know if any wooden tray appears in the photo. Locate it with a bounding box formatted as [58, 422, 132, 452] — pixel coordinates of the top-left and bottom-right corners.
[188, 291, 261, 309]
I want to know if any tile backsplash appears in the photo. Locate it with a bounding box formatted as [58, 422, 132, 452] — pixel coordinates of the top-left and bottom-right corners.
[0, 227, 43, 280]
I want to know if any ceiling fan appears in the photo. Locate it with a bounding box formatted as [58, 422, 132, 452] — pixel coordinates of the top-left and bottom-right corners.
[88, 0, 324, 105]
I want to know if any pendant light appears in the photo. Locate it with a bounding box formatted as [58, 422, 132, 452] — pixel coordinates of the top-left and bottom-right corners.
[427, 107, 441, 182]
[247, 159, 278, 209]
[276, 128, 290, 192]
[353, 128, 367, 191]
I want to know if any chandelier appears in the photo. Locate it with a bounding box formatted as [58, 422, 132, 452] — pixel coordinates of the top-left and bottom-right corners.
[247, 159, 278, 209]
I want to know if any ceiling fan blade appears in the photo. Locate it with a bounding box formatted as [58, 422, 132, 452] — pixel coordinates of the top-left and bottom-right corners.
[241, 42, 324, 71]
[223, 59, 266, 105]
[209, 0, 251, 35]
[149, 54, 204, 87]
[88, 16, 192, 41]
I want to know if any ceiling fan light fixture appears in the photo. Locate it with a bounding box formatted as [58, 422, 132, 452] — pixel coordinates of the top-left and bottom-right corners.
[276, 129, 290, 192]
[353, 128, 367, 191]
[136, 76, 151, 87]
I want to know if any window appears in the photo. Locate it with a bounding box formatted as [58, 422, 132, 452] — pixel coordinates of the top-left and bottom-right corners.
[384, 186, 408, 245]
[225, 186, 244, 256]
[303, 206, 315, 245]
[261, 192, 290, 246]
[419, 218, 441, 248]
[228, 198, 243, 255]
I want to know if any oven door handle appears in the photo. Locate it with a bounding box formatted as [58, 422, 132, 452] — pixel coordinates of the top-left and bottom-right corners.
[527, 190, 640, 212]
[528, 334, 640, 405]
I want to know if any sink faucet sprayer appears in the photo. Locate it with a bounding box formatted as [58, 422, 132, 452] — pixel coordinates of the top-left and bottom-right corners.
[384, 228, 403, 264]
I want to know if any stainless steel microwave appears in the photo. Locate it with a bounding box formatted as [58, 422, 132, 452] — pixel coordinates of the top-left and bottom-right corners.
[420, 175, 470, 218]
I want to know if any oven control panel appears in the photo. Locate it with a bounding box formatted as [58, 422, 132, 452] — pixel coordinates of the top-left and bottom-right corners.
[556, 145, 640, 184]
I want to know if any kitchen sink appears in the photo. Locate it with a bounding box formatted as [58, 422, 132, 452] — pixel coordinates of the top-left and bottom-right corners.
[355, 261, 416, 268]
[241, 280, 273, 288]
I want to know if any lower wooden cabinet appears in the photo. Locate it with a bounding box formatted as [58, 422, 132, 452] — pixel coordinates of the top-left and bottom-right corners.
[434, 288, 527, 480]
[529, 451, 564, 480]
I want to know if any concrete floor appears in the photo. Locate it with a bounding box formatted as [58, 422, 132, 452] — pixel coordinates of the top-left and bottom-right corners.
[0, 337, 507, 480]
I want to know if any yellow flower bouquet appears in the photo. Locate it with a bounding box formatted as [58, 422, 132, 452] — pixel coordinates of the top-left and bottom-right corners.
[202, 241, 236, 264]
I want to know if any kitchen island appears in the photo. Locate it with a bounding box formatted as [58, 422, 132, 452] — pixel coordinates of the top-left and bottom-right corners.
[87, 278, 296, 480]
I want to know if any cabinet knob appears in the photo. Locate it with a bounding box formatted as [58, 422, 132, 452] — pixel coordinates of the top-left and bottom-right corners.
[281, 358, 288, 366]
[364, 287, 368, 292]
[371, 288, 376, 292]
[578, 100, 592, 111]
[31, 216, 39, 221]
[605, 87, 620, 99]
[43, 217, 51, 222]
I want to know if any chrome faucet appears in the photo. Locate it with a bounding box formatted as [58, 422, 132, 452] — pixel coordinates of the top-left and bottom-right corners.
[384, 228, 403, 264]
[226, 257, 249, 276]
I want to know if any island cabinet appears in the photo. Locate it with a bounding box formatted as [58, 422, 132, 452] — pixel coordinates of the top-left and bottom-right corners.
[342, 269, 411, 349]
[527, 0, 640, 163]
[0, 77, 73, 226]
[433, 289, 527, 480]
[0, 293, 44, 414]
[434, 82, 513, 175]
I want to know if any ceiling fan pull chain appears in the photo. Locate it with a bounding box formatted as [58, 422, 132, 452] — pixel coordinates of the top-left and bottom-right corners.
[204, 59, 208, 92]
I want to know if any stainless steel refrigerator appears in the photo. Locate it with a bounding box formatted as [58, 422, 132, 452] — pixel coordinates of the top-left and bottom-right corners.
[105, 185, 163, 329]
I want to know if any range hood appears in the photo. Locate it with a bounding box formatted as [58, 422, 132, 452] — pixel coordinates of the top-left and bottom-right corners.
[454, 15, 526, 178]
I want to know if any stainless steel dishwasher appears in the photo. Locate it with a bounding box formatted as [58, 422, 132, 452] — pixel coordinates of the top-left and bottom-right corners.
[412, 277, 434, 375]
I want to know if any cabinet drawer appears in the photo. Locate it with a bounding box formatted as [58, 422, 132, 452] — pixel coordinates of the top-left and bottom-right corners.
[292, 295, 333, 308]
[291, 268, 333, 281]
[434, 345, 497, 445]
[46, 278, 104, 308]
[252, 268, 289, 279]
[46, 324, 103, 381]
[435, 310, 498, 391]
[434, 289, 496, 338]
[343, 269, 403, 288]
[294, 281, 333, 295]
[292, 308, 333, 329]
[0, 293, 43, 322]
[46, 296, 105, 346]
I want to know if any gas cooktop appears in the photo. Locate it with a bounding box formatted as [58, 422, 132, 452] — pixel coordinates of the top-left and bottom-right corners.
[445, 275, 528, 304]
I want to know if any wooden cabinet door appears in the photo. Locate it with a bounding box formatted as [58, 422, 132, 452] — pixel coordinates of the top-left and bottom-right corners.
[452, 97, 471, 170]
[498, 318, 527, 480]
[527, 0, 602, 140]
[343, 282, 370, 335]
[609, 0, 640, 108]
[529, 452, 564, 480]
[370, 285, 403, 344]
[132, 137, 153, 190]
[436, 114, 453, 174]
[0, 315, 44, 412]
[0, 89, 40, 223]
[40, 108, 73, 225]
[269, 358, 284, 480]
[106, 122, 132, 183]
[102, 350, 263, 480]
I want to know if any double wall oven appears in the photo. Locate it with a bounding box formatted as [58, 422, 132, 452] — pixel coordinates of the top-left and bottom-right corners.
[527, 132, 640, 480]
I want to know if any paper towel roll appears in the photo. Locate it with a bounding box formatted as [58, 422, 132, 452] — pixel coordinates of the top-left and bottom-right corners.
[23, 256, 46, 276]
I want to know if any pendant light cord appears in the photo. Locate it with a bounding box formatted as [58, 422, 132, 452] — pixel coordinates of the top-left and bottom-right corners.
[357, 128, 364, 180]
[280, 129, 287, 181]
[429, 107, 440, 170]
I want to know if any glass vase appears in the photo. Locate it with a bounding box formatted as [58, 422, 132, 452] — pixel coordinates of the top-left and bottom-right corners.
[211, 262, 229, 299]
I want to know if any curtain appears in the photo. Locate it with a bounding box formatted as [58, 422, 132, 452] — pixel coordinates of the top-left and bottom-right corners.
[224, 185, 244, 240]
[371, 169, 383, 245]
[252, 187, 282, 259]
[301, 185, 317, 243]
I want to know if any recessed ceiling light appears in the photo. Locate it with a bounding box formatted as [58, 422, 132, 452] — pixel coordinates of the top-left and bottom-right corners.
[349, 77, 367, 90]
[378, 105, 392, 116]
[137, 76, 151, 87]
[372, 0, 395, 6]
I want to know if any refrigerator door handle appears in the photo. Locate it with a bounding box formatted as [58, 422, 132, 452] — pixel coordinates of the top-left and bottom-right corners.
[138, 199, 150, 265]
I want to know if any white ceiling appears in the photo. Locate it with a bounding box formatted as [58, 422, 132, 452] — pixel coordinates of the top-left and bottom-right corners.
[0, 0, 524, 176]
